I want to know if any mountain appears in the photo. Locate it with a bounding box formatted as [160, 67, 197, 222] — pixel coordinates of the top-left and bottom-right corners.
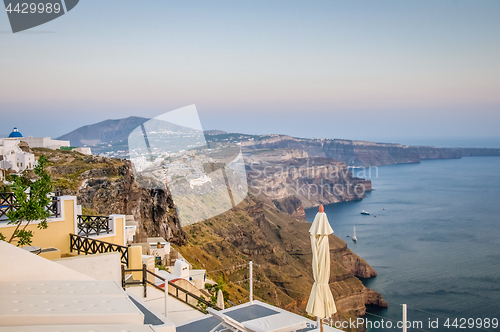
[56, 116, 150, 147]
[57, 116, 228, 148]
[57, 116, 500, 166]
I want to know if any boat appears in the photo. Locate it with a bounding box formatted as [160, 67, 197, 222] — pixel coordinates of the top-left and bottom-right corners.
[361, 210, 370, 215]
[352, 226, 357, 243]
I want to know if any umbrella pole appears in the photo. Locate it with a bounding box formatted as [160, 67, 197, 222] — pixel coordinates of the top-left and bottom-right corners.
[316, 317, 324, 332]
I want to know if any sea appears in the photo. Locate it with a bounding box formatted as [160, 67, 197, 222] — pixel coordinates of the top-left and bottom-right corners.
[305, 156, 500, 331]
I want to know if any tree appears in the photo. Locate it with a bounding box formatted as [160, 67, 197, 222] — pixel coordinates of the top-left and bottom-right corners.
[207, 274, 229, 305]
[0, 155, 53, 246]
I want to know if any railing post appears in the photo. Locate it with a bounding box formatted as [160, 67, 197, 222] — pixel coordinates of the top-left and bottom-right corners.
[143, 264, 147, 298]
[121, 264, 125, 290]
[402, 304, 407, 332]
[164, 281, 168, 318]
[69, 234, 73, 253]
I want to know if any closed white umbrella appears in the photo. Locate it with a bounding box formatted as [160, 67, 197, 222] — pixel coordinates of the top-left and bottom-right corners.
[306, 204, 337, 331]
[217, 288, 225, 310]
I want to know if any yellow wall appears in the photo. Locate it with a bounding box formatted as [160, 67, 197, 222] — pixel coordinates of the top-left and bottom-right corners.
[39, 249, 62, 260]
[0, 197, 126, 256]
[128, 245, 143, 279]
[99, 215, 125, 247]
[1, 198, 75, 255]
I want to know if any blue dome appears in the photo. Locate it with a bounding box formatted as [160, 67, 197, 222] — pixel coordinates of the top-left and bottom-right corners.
[8, 127, 23, 138]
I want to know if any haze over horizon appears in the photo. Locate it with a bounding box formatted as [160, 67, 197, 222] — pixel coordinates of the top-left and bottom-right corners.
[1, 1, 500, 147]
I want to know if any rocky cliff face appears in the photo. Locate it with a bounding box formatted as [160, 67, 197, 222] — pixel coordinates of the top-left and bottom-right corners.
[35, 148, 186, 245]
[246, 156, 372, 209]
[342, 250, 377, 279]
[177, 194, 386, 322]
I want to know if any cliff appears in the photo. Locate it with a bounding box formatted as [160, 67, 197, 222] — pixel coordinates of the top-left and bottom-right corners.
[33, 148, 186, 246]
[246, 156, 371, 209]
[177, 194, 387, 321]
[240, 135, 500, 167]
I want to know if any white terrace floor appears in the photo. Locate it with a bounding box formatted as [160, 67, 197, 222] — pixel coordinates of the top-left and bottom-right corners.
[0, 241, 175, 331]
[126, 286, 205, 325]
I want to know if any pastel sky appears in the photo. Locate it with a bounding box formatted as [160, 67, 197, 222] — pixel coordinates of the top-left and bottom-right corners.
[1, 1, 499, 146]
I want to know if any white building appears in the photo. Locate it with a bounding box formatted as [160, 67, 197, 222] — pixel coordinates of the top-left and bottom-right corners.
[73, 147, 92, 155]
[20, 136, 70, 150]
[0, 138, 35, 175]
[148, 237, 171, 265]
[125, 216, 138, 244]
[5, 126, 69, 150]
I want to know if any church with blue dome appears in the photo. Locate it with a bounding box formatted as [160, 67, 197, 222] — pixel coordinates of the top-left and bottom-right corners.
[2, 127, 73, 153]
[8, 127, 23, 138]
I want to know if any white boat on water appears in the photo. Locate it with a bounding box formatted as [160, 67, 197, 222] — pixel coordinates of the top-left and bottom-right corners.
[361, 210, 370, 215]
[352, 226, 357, 243]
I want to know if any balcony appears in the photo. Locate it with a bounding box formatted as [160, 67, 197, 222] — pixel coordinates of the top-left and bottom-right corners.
[70, 233, 128, 265]
[76, 215, 112, 237]
[1, 195, 126, 261]
[0, 192, 59, 222]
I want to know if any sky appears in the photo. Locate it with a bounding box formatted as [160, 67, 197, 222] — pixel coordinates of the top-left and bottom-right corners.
[1, 1, 500, 147]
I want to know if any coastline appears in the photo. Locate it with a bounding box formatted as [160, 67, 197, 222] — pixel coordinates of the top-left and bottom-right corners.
[305, 156, 500, 331]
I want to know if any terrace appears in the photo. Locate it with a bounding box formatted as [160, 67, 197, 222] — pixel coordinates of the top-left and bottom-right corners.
[0, 192, 344, 331]
[0, 193, 128, 261]
[0, 192, 59, 222]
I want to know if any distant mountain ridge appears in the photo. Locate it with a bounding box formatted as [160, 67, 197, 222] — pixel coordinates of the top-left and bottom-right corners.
[57, 116, 150, 147]
[57, 116, 229, 147]
[240, 135, 500, 166]
[57, 116, 500, 166]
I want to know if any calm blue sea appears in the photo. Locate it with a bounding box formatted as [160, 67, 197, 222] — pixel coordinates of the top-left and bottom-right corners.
[305, 157, 500, 331]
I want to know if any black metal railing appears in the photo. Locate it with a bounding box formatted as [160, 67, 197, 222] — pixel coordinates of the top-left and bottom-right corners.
[0, 192, 59, 222]
[122, 264, 222, 314]
[70, 233, 128, 265]
[77, 215, 112, 236]
[0, 192, 15, 221]
[47, 196, 59, 218]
